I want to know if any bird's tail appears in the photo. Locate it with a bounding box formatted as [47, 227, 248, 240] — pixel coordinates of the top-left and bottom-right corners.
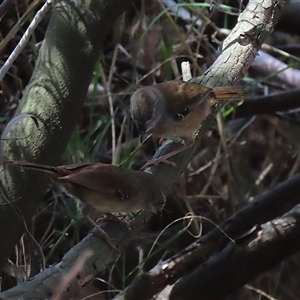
[212, 86, 244, 102]
[6, 160, 62, 178]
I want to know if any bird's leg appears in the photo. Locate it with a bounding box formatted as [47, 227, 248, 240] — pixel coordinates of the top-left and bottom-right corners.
[95, 212, 123, 223]
[86, 215, 117, 249]
[158, 138, 167, 146]
[82, 206, 118, 251]
[141, 139, 194, 170]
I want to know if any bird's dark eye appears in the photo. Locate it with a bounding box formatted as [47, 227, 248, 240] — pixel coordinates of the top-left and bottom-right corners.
[115, 189, 128, 200]
[175, 113, 184, 120]
[174, 107, 189, 120]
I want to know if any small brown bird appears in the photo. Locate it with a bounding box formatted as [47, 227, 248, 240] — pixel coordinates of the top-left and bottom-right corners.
[130, 80, 243, 169]
[7, 161, 166, 248]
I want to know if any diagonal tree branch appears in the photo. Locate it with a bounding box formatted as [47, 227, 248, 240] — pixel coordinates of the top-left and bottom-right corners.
[170, 204, 300, 300]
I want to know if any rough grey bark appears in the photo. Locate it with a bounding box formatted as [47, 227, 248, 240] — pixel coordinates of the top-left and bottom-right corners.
[170, 204, 300, 300]
[0, 0, 133, 270]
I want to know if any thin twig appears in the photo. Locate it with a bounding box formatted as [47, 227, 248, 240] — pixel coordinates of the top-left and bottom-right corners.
[99, 45, 119, 165]
[181, 61, 192, 81]
[0, 0, 53, 81]
[51, 250, 93, 300]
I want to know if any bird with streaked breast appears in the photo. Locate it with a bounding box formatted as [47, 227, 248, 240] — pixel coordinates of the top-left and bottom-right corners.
[130, 80, 243, 169]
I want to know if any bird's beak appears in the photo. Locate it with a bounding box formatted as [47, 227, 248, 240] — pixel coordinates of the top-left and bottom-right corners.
[140, 133, 152, 144]
[139, 132, 145, 144]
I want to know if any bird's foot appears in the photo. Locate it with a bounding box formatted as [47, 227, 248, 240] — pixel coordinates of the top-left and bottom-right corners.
[158, 138, 167, 146]
[141, 140, 194, 170]
[95, 212, 123, 224]
[86, 215, 119, 252]
[140, 156, 177, 170]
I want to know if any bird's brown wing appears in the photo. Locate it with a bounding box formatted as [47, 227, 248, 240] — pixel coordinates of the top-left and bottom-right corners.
[157, 80, 212, 119]
[57, 164, 140, 202]
[55, 163, 96, 175]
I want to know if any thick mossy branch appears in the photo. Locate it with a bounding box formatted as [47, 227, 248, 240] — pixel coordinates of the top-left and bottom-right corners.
[0, 0, 132, 270]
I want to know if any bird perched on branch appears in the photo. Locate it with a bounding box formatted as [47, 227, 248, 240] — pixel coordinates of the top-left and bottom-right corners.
[130, 80, 243, 169]
[7, 160, 166, 248]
